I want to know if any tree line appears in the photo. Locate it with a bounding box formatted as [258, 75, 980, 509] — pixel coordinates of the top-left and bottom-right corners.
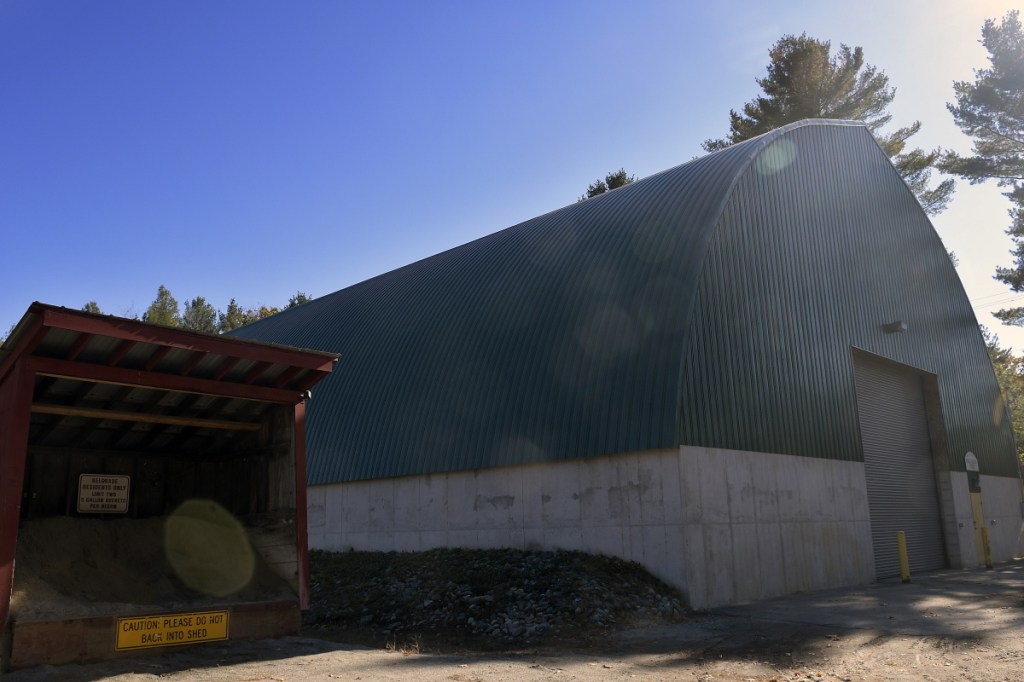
[82, 285, 313, 334]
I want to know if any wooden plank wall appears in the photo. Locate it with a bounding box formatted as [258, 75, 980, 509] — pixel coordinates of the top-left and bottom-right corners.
[254, 405, 299, 590]
[23, 416, 295, 522]
[8, 601, 300, 670]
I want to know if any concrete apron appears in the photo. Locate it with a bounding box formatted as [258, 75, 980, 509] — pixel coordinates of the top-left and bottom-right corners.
[712, 560, 1024, 639]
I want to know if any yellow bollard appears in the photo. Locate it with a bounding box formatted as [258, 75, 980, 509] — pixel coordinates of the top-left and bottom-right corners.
[981, 527, 994, 569]
[897, 531, 911, 583]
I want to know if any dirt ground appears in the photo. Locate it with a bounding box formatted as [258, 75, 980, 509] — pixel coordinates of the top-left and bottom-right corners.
[1, 616, 1019, 682]
[6, 562, 1024, 681]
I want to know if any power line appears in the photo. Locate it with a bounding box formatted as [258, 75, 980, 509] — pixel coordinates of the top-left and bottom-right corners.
[970, 290, 1022, 303]
[975, 295, 1024, 310]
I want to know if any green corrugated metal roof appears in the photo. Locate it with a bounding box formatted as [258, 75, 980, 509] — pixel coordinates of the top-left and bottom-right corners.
[231, 119, 1018, 482]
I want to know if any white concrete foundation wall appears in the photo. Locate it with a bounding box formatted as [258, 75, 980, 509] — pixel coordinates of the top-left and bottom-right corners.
[937, 471, 975, 568]
[938, 472, 1024, 568]
[980, 474, 1024, 561]
[679, 448, 874, 607]
[307, 445, 875, 609]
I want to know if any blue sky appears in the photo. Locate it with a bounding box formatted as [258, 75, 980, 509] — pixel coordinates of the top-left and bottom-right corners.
[3, 0, 1023, 347]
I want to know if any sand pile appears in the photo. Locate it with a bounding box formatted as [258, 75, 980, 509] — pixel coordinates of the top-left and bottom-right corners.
[10, 513, 296, 622]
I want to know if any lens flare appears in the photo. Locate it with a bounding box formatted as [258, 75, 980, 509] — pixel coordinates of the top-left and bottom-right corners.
[756, 138, 797, 175]
[164, 499, 255, 597]
[993, 393, 1006, 427]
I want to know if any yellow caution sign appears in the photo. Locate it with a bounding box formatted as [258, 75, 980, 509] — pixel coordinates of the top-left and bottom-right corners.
[116, 611, 229, 650]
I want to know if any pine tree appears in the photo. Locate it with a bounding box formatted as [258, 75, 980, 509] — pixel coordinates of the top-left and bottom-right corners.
[941, 11, 1024, 323]
[218, 298, 280, 332]
[81, 301, 102, 314]
[579, 168, 636, 201]
[142, 285, 180, 327]
[704, 34, 954, 215]
[287, 291, 313, 308]
[181, 296, 219, 333]
[218, 299, 246, 333]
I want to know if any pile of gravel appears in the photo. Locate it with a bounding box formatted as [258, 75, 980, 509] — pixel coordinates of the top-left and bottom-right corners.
[305, 547, 686, 649]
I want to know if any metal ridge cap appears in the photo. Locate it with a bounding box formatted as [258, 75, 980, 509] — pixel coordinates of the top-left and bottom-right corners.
[705, 118, 871, 226]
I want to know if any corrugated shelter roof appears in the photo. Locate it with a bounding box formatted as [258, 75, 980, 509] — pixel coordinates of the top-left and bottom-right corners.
[0, 302, 338, 453]
[231, 119, 1017, 483]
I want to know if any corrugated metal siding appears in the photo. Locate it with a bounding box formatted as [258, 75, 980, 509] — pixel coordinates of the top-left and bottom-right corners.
[230, 140, 762, 484]
[678, 123, 1017, 477]
[854, 354, 946, 577]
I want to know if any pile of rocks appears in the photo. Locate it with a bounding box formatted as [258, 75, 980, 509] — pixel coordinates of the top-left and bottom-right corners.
[305, 547, 686, 648]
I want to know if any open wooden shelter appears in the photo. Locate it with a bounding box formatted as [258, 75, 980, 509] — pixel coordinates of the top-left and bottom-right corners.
[0, 303, 336, 670]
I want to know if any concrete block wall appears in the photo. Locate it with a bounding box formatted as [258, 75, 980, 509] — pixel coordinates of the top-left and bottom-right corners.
[307, 445, 877, 608]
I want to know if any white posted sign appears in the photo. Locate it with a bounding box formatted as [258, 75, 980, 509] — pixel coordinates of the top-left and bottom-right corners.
[77, 474, 131, 513]
[965, 451, 980, 473]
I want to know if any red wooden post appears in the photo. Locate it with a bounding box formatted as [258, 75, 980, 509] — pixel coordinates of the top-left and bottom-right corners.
[0, 360, 35, 636]
[293, 401, 311, 611]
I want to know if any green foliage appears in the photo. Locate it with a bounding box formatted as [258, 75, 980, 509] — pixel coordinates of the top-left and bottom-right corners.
[983, 327, 1024, 461]
[703, 33, 953, 215]
[181, 296, 218, 333]
[287, 291, 313, 308]
[943, 11, 1024, 184]
[218, 299, 247, 333]
[142, 285, 180, 327]
[878, 123, 956, 216]
[246, 304, 281, 323]
[941, 11, 1024, 322]
[603, 168, 634, 191]
[993, 303, 1024, 326]
[73, 287, 304, 333]
[579, 168, 635, 201]
[218, 298, 280, 332]
[703, 35, 894, 147]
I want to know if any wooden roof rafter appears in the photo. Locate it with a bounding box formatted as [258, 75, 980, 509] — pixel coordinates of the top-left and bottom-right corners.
[66, 332, 94, 362]
[32, 356, 304, 404]
[31, 404, 261, 432]
[102, 388, 181, 449]
[179, 350, 208, 377]
[108, 340, 137, 367]
[123, 393, 226, 451]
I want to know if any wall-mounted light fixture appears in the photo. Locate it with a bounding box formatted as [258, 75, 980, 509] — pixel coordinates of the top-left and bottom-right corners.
[882, 321, 908, 334]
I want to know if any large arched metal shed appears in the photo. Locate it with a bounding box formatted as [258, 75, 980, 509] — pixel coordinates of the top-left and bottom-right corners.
[231, 119, 1024, 608]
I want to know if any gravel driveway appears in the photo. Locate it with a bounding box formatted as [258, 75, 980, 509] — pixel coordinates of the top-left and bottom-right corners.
[5, 562, 1024, 682]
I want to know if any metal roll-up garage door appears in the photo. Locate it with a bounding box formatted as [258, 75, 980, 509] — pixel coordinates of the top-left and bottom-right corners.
[853, 354, 946, 578]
